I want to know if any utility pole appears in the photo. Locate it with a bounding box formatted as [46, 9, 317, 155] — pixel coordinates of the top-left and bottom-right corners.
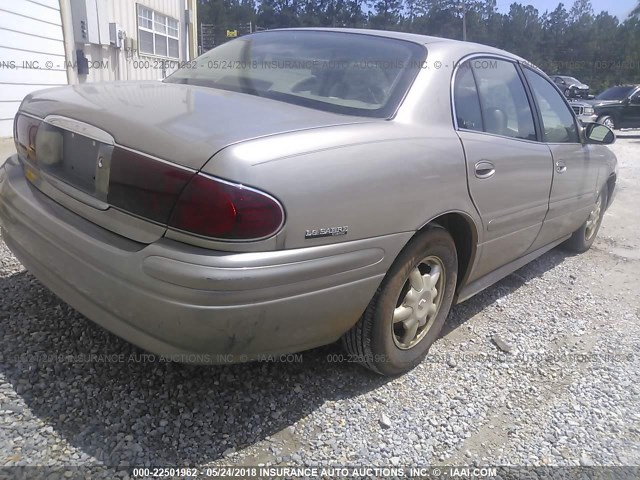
[458, 1, 467, 41]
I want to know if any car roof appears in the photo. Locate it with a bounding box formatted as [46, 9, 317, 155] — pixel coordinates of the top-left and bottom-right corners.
[268, 28, 529, 64]
[277, 27, 455, 45]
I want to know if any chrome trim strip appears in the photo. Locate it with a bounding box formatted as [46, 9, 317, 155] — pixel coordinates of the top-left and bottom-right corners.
[116, 144, 196, 173]
[44, 115, 115, 145]
[17, 111, 45, 122]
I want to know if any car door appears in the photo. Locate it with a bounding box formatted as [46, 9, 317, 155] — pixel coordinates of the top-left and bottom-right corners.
[620, 88, 640, 128]
[453, 57, 553, 281]
[522, 67, 600, 251]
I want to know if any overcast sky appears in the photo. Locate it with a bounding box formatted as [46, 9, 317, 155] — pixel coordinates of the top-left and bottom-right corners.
[494, 0, 636, 20]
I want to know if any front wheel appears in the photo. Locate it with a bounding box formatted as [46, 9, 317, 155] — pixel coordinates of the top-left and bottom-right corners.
[597, 115, 616, 130]
[342, 227, 457, 376]
[564, 188, 607, 253]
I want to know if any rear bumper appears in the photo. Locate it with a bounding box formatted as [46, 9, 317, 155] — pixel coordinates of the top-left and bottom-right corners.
[0, 157, 410, 361]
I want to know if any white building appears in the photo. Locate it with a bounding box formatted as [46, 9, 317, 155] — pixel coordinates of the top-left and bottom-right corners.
[0, 0, 198, 137]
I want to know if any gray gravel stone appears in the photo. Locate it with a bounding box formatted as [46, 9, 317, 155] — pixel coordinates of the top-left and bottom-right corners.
[491, 334, 513, 353]
[379, 413, 392, 429]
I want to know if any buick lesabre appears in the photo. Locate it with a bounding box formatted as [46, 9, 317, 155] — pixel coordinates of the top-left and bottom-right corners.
[0, 29, 617, 375]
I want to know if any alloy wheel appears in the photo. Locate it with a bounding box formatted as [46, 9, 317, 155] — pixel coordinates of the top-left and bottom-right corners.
[392, 256, 445, 350]
[585, 193, 602, 240]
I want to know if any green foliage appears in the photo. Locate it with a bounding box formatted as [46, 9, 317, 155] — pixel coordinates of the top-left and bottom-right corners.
[368, 0, 404, 29]
[197, 0, 640, 93]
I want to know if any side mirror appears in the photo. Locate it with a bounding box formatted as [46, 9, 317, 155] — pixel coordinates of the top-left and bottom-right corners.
[584, 122, 615, 145]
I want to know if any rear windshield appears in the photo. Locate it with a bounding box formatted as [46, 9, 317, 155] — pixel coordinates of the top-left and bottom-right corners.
[164, 31, 426, 118]
[596, 86, 634, 100]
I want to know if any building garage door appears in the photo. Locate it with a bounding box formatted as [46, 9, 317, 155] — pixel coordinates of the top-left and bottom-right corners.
[0, 0, 68, 137]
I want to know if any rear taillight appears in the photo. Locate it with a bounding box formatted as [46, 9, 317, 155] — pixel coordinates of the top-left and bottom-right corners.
[108, 147, 193, 224]
[108, 148, 283, 240]
[14, 114, 41, 162]
[169, 174, 284, 240]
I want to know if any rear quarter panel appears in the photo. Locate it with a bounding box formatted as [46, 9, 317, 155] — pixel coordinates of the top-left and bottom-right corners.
[200, 121, 475, 250]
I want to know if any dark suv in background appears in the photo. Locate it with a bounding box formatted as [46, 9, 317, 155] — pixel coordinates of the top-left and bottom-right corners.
[590, 85, 640, 130]
[552, 75, 590, 99]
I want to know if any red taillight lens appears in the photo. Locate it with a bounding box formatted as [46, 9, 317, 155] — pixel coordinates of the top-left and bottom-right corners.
[15, 114, 41, 162]
[169, 174, 284, 240]
[108, 147, 193, 223]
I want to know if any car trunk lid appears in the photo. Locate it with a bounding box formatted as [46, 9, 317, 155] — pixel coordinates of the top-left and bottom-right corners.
[19, 81, 370, 170]
[16, 81, 372, 244]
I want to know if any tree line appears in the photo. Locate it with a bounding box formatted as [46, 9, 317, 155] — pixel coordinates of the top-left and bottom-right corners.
[199, 0, 640, 93]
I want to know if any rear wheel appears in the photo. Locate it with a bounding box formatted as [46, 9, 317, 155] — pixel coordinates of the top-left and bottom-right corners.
[564, 188, 607, 253]
[342, 227, 457, 376]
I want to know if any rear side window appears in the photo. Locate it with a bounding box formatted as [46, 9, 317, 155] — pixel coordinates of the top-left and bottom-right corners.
[454, 59, 536, 140]
[523, 68, 579, 144]
[472, 60, 536, 141]
[454, 64, 483, 132]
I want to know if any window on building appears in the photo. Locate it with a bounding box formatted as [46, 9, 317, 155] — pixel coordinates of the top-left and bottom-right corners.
[137, 5, 179, 58]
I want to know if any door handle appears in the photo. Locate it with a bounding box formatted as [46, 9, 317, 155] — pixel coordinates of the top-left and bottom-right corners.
[474, 160, 495, 179]
[556, 161, 567, 173]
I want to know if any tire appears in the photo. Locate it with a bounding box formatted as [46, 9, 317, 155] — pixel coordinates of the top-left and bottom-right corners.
[597, 115, 616, 130]
[563, 188, 607, 253]
[342, 226, 458, 376]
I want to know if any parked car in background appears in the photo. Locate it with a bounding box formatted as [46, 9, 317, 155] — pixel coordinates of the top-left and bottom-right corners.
[552, 75, 590, 99]
[568, 99, 597, 124]
[0, 29, 618, 376]
[589, 85, 640, 130]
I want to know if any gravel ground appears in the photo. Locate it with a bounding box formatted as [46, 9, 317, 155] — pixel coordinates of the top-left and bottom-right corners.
[0, 134, 639, 473]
